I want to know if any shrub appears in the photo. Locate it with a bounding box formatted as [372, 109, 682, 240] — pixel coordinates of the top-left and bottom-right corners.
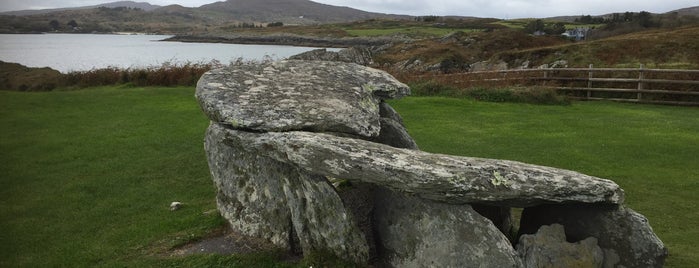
[407, 78, 569, 105]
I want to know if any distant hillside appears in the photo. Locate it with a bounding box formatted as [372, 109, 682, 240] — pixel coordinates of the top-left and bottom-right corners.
[1, 0, 407, 24]
[197, 0, 409, 24]
[495, 26, 699, 69]
[1, 1, 161, 16]
[547, 6, 699, 22]
[670, 6, 699, 17]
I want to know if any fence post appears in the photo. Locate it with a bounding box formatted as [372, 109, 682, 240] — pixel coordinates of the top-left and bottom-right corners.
[587, 64, 593, 99]
[637, 64, 644, 101]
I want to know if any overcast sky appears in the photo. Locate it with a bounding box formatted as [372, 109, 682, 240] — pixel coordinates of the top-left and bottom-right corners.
[0, 0, 696, 18]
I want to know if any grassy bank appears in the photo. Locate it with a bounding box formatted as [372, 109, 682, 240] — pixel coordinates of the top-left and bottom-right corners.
[1, 87, 697, 266]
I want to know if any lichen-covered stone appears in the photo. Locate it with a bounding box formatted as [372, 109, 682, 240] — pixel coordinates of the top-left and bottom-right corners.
[282, 171, 369, 263]
[374, 188, 523, 268]
[519, 204, 668, 268]
[204, 123, 293, 248]
[206, 123, 369, 262]
[517, 224, 604, 268]
[196, 60, 409, 137]
[217, 126, 625, 207]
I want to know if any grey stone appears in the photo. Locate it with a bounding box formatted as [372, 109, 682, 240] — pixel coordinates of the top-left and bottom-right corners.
[373, 102, 419, 149]
[374, 188, 523, 268]
[216, 127, 625, 207]
[205, 123, 295, 249]
[519, 204, 668, 268]
[282, 171, 369, 263]
[196, 60, 410, 138]
[206, 123, 371, 262]
[517, 224, 604, 268]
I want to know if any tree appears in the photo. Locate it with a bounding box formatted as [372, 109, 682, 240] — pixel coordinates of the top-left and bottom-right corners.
[636, 11, 654, 27]
[267, 22, 283, 27]
[49, 20, 60, 30]
[546, 22, 566, 35]
[524, 19, 545, 34]
[67, 20, 78, 28]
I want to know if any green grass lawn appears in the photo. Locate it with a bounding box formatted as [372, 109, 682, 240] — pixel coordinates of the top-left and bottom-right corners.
[0, 86, 292, 267]
[1, 87, 697, 267]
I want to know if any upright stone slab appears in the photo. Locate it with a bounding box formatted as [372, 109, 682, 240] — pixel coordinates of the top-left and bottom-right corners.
[204, 124, 294, 248]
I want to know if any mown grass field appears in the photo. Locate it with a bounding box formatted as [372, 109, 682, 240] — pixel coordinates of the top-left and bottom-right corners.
[1, 87, 698, 267]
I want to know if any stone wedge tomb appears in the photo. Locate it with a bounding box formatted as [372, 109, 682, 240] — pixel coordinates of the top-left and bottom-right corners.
[196, 60, 667, 267]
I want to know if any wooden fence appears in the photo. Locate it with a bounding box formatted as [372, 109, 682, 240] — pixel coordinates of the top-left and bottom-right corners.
[411, 65, 699, 106]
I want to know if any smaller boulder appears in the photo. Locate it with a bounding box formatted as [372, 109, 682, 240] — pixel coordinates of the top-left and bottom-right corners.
[517, 224, 604, 268]
[170, 201, 182, 211]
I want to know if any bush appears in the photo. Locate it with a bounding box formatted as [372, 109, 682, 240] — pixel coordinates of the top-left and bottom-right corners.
[408, 79, 569, 105]
[61, 60, 223, 89]
[408, 80, 461, 96]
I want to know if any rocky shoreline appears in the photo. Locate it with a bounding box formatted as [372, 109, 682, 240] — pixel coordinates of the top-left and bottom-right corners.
[161, 34, 403, 48]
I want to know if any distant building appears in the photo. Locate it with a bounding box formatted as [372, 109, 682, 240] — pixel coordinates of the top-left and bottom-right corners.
[562, 28, 590, 41]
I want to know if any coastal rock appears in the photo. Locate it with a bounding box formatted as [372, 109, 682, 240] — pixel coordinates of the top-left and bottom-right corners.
[517, 224, 604, 268]
[519, 204, 668, 268]
[196, 60, 409, 138]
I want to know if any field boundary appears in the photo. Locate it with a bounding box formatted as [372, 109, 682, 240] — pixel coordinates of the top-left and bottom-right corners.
[418, 66, 699, 106]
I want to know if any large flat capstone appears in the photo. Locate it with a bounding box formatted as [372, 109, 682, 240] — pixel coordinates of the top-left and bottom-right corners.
[196, 60, 410, 137]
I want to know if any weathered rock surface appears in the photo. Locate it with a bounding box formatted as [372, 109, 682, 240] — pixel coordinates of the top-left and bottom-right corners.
[213, 125, 624, 207]
[517, 224, 604, 268]
[375, 188, 524, 268]
[519, 204, 668, 268]
[205, 123, 370, 263]
[196, 60, 410, 138]
[373, 102, 419, 149]
[205, 124, 293, 248]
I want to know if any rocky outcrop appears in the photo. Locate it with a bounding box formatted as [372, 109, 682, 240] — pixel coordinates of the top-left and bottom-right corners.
[163, 34, 400, 48]
[289, 47, 374, 66]
[196, 59, 666, 266]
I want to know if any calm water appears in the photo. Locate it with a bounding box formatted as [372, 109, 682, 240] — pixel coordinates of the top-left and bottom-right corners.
[0, 34, 334, 73]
